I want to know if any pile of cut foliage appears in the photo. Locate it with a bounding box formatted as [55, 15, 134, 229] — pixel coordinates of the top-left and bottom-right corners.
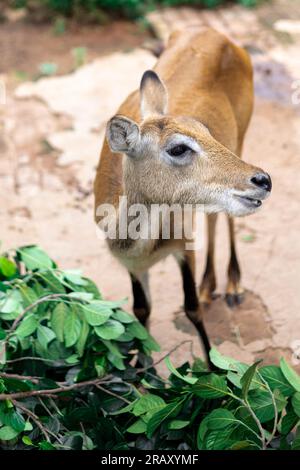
[0, 246, 300, 450]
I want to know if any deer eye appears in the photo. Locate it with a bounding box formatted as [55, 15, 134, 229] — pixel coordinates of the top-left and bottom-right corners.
[167, 144, 191, 157]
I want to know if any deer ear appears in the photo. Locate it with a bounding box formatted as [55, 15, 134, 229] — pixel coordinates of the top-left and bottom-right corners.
[140, 70, 168, 119]
[106, 115, 140, 156]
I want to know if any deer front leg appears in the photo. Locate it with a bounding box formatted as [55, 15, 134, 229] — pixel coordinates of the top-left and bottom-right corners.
[199, 214, 217, 306]
[225, 216, 244, 307]
[130, 272, 151, 327]
[178, 251, 213, 369]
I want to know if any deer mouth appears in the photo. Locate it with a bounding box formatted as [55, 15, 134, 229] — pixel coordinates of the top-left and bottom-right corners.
[234, 195, 262, 209]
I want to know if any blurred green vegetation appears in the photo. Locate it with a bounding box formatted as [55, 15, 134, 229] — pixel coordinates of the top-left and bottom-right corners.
[11, 0, 260, 21]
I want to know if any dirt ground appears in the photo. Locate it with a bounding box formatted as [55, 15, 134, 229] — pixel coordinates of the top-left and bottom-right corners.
[0, 1, 300, 373]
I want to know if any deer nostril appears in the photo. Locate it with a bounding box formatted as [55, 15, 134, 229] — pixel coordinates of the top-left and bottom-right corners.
[251, 173, 272, 192]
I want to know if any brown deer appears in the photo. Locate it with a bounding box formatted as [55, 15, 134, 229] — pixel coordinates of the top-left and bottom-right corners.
[94, 28, 272, 366]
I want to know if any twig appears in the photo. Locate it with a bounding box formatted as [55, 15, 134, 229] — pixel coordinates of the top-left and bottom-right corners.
[245, 398, 267, 450]
[137, 340, 194, 373]
[0, 377, 112, 401]
[80, 422, 89, 449]
[37, 397, 55, 419]
[232, 394, 266, 450]
[48, 397, 63, 416]
[0, 371, 70, 388]
[258, 371, 278, 447]
[95, 384, 131, 404]
[13, 400, 51, 442]
[6, 356, 63, 365]
[0, 372, 40, 384]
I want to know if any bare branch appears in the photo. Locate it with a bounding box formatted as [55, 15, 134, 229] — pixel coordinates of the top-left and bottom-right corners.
[95, 384, 131, 404]
[137, 339, 194, 373]
[0, 372, 40, 384]
[0, 377, 112, 401]
[13, 400, 51, 442]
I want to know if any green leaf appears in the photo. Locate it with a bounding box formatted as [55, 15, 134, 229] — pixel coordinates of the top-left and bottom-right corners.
[292, 392, 300, 418]
[86, 299, 124, 309]
[206, 409, 237, 430]
[292, 426, 300, 450]
[0, 293, 22, 316]
[0, 257, 17, 278]
[193, 374, 228, 399]
[227, 362, 264, 390]
[280, 358, 300, 392]
[230, 440, 259, 450]
[192, 358, 207, 373]
[66, 354, 79, 364]
[95, 320, 125, 340]
[107, 352, 125, 371]
[24, 421, 33, 431]
[241, 361, 262, 399]
[281, 410, 299, 434]
[248, 389, 286, 423]
[6, 411, 26, 432]
[102, 340, 124, 359]
[209, 348, 239, 371]
[127, 419, 147, 434]
[260, 365, 294, 396]
[19, 285, 38, 308]
[168, 419, 190, 430]
[68, 292, 94, 301]
[147, 400, 183, 438]
[39, 440, 56, 450]
[204, 430, 236, 450]
[15, 314, 38, 338]
[165, 356, 197, 384]
[64, 310, 81, 347]
[51, 303, 68, 342]
[81, 303, 112, 326]
[22, 436, 34, 446]
[63, 269, 87, 286]
[141, 334, 161, 353]
[112, 309, 135, 324]
[0, 425, 19, 440]
[127, 321, 149, 340]
[197, 415, 211, 448]
[94, 356, 107, 377]
[116, 331, 134, 342]
[37, 325, 56, 349]
[2, 409, 26, 432]
[110, 401, 136, 416]
[133, 394, 166, 417]
[76, 320, 90, 356]
[18, 246, 53, 270]
[38, 271, 65, 294]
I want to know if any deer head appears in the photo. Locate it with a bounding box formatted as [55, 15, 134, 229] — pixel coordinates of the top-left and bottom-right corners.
[106, 70, 271, 216]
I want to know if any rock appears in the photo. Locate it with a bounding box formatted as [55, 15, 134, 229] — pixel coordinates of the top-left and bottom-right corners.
[274, 19, 300, 34]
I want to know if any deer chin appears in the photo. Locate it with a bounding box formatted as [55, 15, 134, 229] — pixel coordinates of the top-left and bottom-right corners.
[225, 189, 269, 217]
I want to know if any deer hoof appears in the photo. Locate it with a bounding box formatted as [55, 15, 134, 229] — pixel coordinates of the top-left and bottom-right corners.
[225, 292, 244, 308]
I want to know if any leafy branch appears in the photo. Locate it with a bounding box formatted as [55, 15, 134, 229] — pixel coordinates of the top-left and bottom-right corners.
[1, 246, 300, 451]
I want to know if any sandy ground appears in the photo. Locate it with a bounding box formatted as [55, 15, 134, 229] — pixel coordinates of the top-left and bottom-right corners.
[0, 2, 300, 373]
